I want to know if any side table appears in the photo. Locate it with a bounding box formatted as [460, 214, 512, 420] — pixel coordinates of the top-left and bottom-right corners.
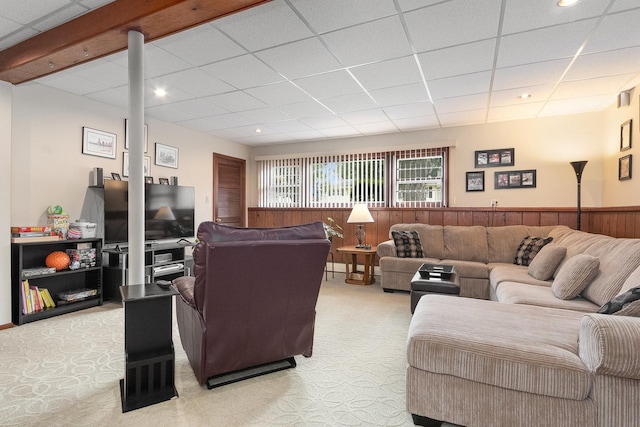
[119, 283, 179, 412]
[337, 245, 378, 286]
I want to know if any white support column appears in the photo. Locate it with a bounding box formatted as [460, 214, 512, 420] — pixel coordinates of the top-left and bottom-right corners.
[127, 30, 145, 285]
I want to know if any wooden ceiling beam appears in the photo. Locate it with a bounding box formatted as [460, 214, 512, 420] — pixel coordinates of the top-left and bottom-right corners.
[0, 0, 270, 85]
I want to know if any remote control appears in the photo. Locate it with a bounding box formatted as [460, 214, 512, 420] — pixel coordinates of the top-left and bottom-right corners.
[156, 280, 172, 289]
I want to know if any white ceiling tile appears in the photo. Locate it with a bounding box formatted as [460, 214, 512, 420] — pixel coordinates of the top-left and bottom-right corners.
[493, 59, 570, 91]
[487, 102, 545, 123]
[552, 74, 638, 99]
[539, 95, 613, 116]
[290, 0, 397, 34]
[149, 68, 235, 97]
[566, 46, 640, 81]
[340, 108, 389, 125]
[152, 24, 247, 67]
[397, 0, 443, 12]
[278, 101, 334, 119]
[609, 0, 640, 13]
[353, 121, 399, 135]
[428, 71, 492, 100]
[294, 70, 363, 100]
[351, 56, 422, 91]
[393, 115, 440, 130]
[321, 16, 412, 67]
[404, 0, 502, 52]
[206, 91, 266, 112]
[244, 82, 311, 106]
[584, 8, 640, 54]
[285, 129, 328, 140]
[174, 118, 223, 132]
[497, 19, 598, 68]
[438, 109, 487, 127]
[207, 128, 245, 140]
[0, 15, 22, 38]
[320, 92, 378, 113]
[145, 105, 194, 123]
[205, 113, 257, 128]
[267, 120, 312, 133]
[34, 73, 102, 96]
[256, 38, 343, 79]
[214, 0, 313, 51]
[144, 45, 192, 78]
[69, 59, 128, 88]
[240, 108, 291, 123]
[502, 0, 609, 35]
[418, 39, 496, 80]
[0, 27, 37, 49]
[320, 126, 362, 138]
[300, 115, 348, 129]
[160, 97, 227, 118]
[86, 86, 128, 110]
[0, 0, 70, 24]
[383, 102, 435, 120]
[32, 5, 88, 31]
[490, 85, 555, 108]
[144, 86, 193, 107]
[370, 82, 429, 107]
[228, 125, 278, 137]
[434, 93, 489, 114]
[79, 0, 115, 8]
[201, 55, 283, 89]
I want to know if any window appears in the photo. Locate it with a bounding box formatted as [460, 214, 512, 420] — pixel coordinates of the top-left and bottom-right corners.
[258, 148, 447, 208]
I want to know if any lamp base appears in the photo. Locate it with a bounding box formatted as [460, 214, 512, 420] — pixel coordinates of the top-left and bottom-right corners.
[355, 244, 372, 250]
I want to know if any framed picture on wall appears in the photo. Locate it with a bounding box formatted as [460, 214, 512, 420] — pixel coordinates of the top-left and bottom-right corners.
[620, 119, 632, 151]
[124, 119, 148, 152]
[82, 127, 117, 159]
[475, 148, 515, 168]
[123, 152, 151, 177]
[619, 155, 632, 181]
[466, 171, 484, 192]
[494, 170, 536, 189]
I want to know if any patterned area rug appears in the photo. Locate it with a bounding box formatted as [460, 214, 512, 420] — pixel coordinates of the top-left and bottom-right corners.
[0, 275, 438, 427]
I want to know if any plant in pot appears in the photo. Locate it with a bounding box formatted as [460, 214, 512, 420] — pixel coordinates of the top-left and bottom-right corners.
[323, 217, 343, 242]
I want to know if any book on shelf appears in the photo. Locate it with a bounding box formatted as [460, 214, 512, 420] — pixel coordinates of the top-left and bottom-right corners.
[21, 280, 56, 313]
[30, 286, 43, 312]
[11, 235, 60, 243]
[11, 226, 52, 233]
[40, 288, 56, 309]
[22, 267, 56, 278]
[11, 232, 54, 237]
[21, 280, 29, 314]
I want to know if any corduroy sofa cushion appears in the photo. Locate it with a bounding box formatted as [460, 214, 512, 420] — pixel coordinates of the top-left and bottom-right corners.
[552, 254, 600, 300]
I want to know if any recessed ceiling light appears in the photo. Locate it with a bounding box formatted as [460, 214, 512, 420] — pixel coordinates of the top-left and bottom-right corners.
[519, 93, 532, 99]
[558, 0, 582, 7]
[255, 128, 262, 133]
[154, 88, 166, 97]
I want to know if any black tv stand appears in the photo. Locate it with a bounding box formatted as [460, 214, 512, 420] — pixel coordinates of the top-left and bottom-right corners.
[103, 241, 194, 301]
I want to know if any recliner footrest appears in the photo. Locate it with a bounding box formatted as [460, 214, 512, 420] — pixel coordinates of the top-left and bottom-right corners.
[206, 357, 297, 389]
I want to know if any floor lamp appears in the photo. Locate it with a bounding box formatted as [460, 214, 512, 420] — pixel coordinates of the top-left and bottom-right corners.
[570, 160, 588, 230]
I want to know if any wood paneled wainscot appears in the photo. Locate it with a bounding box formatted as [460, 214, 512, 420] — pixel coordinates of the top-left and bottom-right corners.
[248, 207, 640, 254]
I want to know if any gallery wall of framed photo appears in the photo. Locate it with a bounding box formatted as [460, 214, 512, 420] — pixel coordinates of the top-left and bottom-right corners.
[80, 119, 180, 185]
[466, 147, 536, 192]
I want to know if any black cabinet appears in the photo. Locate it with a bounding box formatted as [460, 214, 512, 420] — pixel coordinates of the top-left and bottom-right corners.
[11, 238, 103, 325]
[119, 284, 178, 412]
[103, 242, 194, 300]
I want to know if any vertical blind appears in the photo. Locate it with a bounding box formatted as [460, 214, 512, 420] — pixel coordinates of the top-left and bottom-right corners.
[258, 147, 447, 208]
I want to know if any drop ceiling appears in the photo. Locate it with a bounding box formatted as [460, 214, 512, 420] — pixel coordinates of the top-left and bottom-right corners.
[1, 0, 639, 146]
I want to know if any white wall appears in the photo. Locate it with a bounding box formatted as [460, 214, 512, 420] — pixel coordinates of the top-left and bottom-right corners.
[11, 83, 250, 228]
[250, 111, 607, 208]
[602, 87, 640, 206]
[0, 82, 12, 325]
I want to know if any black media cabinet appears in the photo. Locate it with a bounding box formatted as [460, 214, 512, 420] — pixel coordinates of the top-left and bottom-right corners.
[103, 241, 194, 301]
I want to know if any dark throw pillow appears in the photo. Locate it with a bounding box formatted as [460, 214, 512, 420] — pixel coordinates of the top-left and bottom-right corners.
[597, 285, 640, 317]
[514, 236, 553, 266]
[391, 230, 423, 258]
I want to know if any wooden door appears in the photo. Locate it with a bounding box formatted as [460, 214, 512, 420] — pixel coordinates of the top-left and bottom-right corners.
[213, 153, 246, 227]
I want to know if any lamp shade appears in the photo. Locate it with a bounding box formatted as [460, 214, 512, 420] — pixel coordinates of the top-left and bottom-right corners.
[347, 203, 374, 223]
[154, 206, 176, 220]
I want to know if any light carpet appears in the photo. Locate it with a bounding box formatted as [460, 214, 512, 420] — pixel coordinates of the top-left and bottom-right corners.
[0, 274, 442, 427]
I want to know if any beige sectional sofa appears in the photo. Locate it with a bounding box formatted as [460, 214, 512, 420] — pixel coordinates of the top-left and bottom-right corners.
[376, 224, 640, 426]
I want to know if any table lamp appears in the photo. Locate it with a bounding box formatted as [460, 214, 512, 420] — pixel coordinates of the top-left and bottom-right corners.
[347, 203, 374, 248]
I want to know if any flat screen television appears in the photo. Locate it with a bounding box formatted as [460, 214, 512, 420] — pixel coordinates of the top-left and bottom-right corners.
[103, 180, 195, 244]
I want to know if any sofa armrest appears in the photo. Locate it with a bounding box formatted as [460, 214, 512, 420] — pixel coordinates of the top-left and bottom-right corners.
[173, 276, 196, 308]
[377, 240, 396, 258]
[579, 313, 640, 379]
